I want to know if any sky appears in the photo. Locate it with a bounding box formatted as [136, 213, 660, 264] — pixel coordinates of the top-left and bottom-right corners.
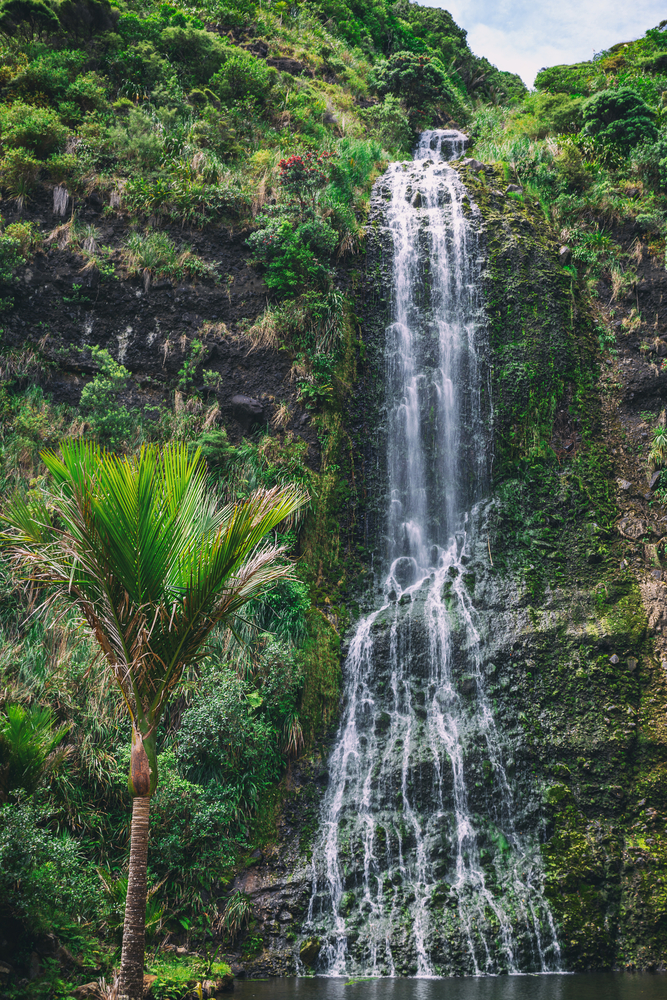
[421, 0, 666, 87]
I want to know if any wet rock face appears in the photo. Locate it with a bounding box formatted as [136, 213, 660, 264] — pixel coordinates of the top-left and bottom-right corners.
[220, 162, 667, 978]
[305, 571, 559, 977]
[300, 145, 559, 979]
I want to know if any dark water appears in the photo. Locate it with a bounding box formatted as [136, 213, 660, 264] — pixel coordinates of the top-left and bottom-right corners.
[233, 975, 667, 1000]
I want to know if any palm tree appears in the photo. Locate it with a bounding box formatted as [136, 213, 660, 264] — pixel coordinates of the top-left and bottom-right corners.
[1, 440, 306, 1000]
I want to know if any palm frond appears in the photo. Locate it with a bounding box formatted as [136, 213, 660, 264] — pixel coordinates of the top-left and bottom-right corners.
[1, 442, 308, 738]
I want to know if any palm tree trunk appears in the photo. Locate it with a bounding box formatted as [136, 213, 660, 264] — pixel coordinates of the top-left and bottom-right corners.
[118, 796, 150, 1000]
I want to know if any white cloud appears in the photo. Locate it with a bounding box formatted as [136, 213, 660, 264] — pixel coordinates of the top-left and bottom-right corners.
[419, 0, 667, 86]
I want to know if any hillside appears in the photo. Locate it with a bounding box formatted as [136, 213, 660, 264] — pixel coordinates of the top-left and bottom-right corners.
[1, 0, 667, 994]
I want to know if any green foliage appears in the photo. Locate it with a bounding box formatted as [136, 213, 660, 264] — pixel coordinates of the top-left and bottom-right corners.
[56, 0, 118, 41]
[98, 870, 164, 942]
[296, 350, 336, 408]
[278, 150, 334, 215]
[188, 103, 240, 160]
[158, 25, 230, 85]
[0, 0, 60, 40]
[372, 50, 464, 124]
[147, 955, 232, 1000]
[358, 94, 412, 152]
[247, 215, 337, 296]
[109, 108, 165, 170]
[79, 346, 135, 449]
[123, 230, 217, 284]
[0, 800, 102, 936]
[582, 87, 657, 152]
[0, 231, 26, 311]
[177, 338, 205, 391]
[633, 133, 667, 190]
[0, 704, 69, 801]
[176, 666, 283, 792]
[216, 890, 251, 942]
[0, 147, 41, 206]
[209, 50, 272, 101]
[0, 100, 67, 158]
[649, 423, 667, 468]
[534, 62, 601, 97]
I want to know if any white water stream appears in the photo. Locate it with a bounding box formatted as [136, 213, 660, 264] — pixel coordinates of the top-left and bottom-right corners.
[304, 130, 561, 977]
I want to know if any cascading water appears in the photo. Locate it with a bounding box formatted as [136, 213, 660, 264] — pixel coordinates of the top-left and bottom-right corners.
[303, 130, 561, 977]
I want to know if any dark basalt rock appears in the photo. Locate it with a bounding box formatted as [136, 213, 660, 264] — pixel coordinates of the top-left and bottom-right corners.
[229, 393, 264, 425]
[266, 57, 312, 76]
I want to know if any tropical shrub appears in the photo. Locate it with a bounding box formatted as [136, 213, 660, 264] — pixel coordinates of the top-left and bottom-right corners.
[0, 801, 102, 937]
[208, 50, 271, 101]
[358, 94, 413, 151]
[0, 231, 26, 310]
[278, 150, 335, 215]
[189, 104, 240, 160]
[246, 215, 337, 295]
[4, 48, 87, 101]
[633, 134, 667, 190]
[79, 346, 135, 448]
[158, 25, 230, 85]
[373, 50, 451, 103]
[0, 147, 40, 206]
[371, 50, 466, 124]
[56, 0, 118, 40]
[109, 107, 165, 170]
[176, 666, 283, 794]
[123, 230, 218, 283]
[296, 350, 336, 408]
[0, 705, 69, 801]
[0, 100, 67, 157]
[582, 86, 657, 151]
[62, 69, 110, 117]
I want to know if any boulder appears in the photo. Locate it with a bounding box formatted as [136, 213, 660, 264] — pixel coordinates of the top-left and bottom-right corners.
[460, 157, 484, 173]
[143, 973, 158, 996]
[505, 184, 523, 194]
[644, 543, 661, 567]
[559, 246, 571, 265]
[202, 974, 234, 996]
[72, 984, 101, 999]
[618, 517, 645, 541]
[299, 939, 321, 967]
[230, 394, 264, 426]
[391, 555, 418, 589]
[266, 57, 311, 77]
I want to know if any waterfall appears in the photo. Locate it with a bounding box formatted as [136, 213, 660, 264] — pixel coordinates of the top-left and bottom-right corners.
[303, 130, 561, 977]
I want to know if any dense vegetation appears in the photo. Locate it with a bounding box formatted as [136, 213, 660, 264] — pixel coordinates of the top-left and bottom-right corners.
[1, 0, 667, 991]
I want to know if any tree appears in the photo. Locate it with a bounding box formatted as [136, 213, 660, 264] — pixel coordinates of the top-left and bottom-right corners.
[1, 441, 305, 1000]
[582, 86, 657, 151]
[0, 0, 60, 39]
[373, 50, 456, 106]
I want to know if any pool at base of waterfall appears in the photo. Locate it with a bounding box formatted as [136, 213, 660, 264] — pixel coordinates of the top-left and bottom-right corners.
[232, 974, 667, 1000]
